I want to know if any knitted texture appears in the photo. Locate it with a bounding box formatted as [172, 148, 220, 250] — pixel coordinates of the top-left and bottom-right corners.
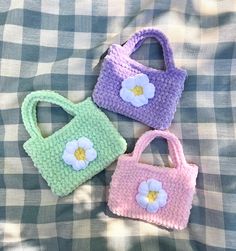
[92, 28, 187, 129]
[108, 130, 198, 230]
[21, 91, 127, 196]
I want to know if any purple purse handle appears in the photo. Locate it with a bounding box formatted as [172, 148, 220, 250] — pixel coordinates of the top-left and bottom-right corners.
[122, 28, 175, 70]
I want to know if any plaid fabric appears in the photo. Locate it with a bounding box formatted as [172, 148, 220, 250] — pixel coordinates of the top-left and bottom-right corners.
[0, 0, 236, 250]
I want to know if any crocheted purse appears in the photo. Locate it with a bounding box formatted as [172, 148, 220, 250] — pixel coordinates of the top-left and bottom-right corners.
[108, 130, 198, 230]
[92, 28, 187, 129]
[21, 91, 127, 196]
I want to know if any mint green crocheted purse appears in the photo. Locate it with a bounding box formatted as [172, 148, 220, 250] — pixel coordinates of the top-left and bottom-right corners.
[21, 91, 127, 196]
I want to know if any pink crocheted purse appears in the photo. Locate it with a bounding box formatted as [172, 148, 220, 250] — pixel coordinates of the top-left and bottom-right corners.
[108, 130, 198, 230]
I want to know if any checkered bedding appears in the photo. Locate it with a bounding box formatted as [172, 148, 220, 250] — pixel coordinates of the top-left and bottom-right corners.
[0, 0, 236, 250]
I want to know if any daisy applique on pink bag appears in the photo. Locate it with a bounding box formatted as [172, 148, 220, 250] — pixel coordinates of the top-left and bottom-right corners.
[108, 130, 198, 230]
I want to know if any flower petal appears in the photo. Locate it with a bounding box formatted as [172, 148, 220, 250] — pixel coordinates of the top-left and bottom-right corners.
[148, 179, 162, 192]
[138, 181, 149, 195]
[122, 78, 135, 89]
[134, 74, 149, 85]
[73, 160, 87, 171]
[158, 196, 167, 207]
[146, 200, 160, 213]
[120, 88, 135, 102]
[136, 194, 148, 209]
[131, 95, 148, 107]
[158, 189, 168, 200]
[65, 140, 79, 153]
[62, 152, 76, 165]
[136, 95, 149, 104]
[130, 99, 143, 107]
[86, 148, 97, 162]
[147, 179, 162, 191]
[77, 137, 93, 149]
[143, 83, 155, 99]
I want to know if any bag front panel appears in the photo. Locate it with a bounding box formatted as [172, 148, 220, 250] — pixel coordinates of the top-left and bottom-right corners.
[108, 159, 196, 229]
[24, 101, 126, 196]
[93, 55, 186, 129]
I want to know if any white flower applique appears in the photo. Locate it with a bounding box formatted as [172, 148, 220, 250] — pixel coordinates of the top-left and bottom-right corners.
[136, 179, 167, 213]
[119, 73, 155, 107]
[62, 137, 97, 171]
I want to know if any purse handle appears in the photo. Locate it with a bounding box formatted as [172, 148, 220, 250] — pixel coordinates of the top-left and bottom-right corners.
[122, 28, 175, 70]
[131, 130, 187, 168]
[21, 90, 78, 139]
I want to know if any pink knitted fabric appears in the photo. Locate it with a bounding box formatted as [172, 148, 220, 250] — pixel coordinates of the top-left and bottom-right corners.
[108, 130, 198, 230]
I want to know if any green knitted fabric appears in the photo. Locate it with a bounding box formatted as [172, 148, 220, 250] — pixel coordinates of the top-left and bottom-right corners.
[21, 90, 127, 196]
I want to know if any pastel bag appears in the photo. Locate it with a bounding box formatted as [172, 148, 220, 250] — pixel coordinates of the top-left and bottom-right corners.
[92, 28, 187, 129]
[108, 130, 198, 230]
[21, 90, 127, 196]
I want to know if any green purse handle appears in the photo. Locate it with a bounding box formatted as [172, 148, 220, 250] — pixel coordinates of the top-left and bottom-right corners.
[21, 90, 78, 139]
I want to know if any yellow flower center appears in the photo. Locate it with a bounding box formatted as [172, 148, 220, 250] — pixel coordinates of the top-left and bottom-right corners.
[74, 147, 86, 160]
[147, 191, 158, 203]
[131, 85, 144, 96]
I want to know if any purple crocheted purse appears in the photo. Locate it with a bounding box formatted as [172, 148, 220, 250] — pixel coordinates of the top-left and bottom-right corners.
[92, 28, 187, 129]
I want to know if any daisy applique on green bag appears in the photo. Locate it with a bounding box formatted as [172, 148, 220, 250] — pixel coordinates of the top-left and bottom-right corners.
[21, 90, 127, 196]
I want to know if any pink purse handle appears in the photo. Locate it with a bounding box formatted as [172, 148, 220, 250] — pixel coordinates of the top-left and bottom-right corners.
[132, 130, 187, 168]
[122, 28, 175, 70]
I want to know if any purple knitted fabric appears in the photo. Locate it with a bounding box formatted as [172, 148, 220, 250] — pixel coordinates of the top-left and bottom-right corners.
[92, 28, 187, 129]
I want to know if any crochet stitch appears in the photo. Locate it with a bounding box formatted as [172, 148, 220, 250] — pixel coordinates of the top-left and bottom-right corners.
[21, 90, 127, 196]
[108, 130, 198, 230]
[92, 28, 187, 129]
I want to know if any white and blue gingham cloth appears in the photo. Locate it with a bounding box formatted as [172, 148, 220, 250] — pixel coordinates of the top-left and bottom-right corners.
[0, 1, 236, 250]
